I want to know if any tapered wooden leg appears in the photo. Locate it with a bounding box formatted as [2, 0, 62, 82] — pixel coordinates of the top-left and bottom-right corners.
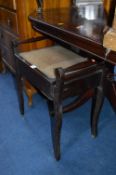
[47, 100, 54, 117]
[25, 88, 33, 106]
[50, 99, 63, 161]
[106, 80, 116, 114]
[91, 86, 104, 137]
[24, 81, 37, 106]
[1, 62, 7, 73]
[49, 68, 64, 160]
[16, 75, 24, 115]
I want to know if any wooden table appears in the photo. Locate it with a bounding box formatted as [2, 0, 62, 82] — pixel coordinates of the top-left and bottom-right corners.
[29, 4, 116, 112]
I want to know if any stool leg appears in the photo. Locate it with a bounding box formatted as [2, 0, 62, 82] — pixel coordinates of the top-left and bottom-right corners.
[50, 99, 62, 161]
[47, 100, 54, 117]
[16, 75, 24, 115]
[91, 85, 104, 137]
[50, 68, 64, 160]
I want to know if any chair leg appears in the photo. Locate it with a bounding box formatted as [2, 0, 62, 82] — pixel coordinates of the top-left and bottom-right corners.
[91, 85, 104, 137]
[50, 99, 63, 161]
[16, 75, 24, 115]
[47, 100, 54, 117]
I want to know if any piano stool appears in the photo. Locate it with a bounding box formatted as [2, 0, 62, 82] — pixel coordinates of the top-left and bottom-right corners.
[13, 36, 106, 160]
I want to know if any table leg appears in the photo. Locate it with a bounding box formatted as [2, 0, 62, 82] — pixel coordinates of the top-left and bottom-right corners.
[106, 80, 116, 113]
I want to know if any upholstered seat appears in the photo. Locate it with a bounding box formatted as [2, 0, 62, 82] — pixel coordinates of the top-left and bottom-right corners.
[19, 45, 87, 79]
[14, 36, 105, 160]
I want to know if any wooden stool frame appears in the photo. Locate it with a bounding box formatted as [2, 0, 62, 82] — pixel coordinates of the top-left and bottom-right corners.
[13, 36, 106, 160]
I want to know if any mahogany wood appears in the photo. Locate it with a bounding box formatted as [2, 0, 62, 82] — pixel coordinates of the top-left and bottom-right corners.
[22, 4, 116, 157]
[106, 78, 116, 113]
[29, 4, 116, 113]
[13, 3, 112, 157]
[0, 50, 3, 72]
[14, 1, 116, 160]
[14, 36, 105, 160]
[29, 6, 106, 59]
[0, 0, 71, 105]
[0, 0, 16, 10]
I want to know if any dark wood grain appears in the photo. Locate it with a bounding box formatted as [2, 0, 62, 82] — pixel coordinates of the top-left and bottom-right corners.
[0, 0, 72, 106]
[14, 36, 105, 160]
[29, 4, 116, 65]
[29, 4, 116, 114]
[29, 5, 107, 60]
[0, 0, 16, 10]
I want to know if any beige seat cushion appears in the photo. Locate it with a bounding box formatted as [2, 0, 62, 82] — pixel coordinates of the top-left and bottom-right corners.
[19, 45, 87, 79]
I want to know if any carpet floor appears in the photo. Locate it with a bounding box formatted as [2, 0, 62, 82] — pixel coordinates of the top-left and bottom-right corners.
[0, 73, 116, 175]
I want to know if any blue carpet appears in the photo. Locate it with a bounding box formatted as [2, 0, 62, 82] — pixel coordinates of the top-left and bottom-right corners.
[0, 73, 116, 175]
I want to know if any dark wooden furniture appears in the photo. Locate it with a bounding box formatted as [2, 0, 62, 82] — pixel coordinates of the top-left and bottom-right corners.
[27, 4, 116, 159]
[103, 9, 116, 112]
[13, 1, 116, 160]
[14, 35, 105, 160]
[29, 4, 116, 111]
[29, 5, 113, 63]
[0, 0, 38, 103]
[0, 50, 3, 72]
[0, 0, 71, 105]
[0, 0, 71, 71]
[0, 0, 115, 106]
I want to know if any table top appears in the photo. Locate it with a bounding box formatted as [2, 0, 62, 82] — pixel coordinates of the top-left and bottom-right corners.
[29, 4, 116, 65]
